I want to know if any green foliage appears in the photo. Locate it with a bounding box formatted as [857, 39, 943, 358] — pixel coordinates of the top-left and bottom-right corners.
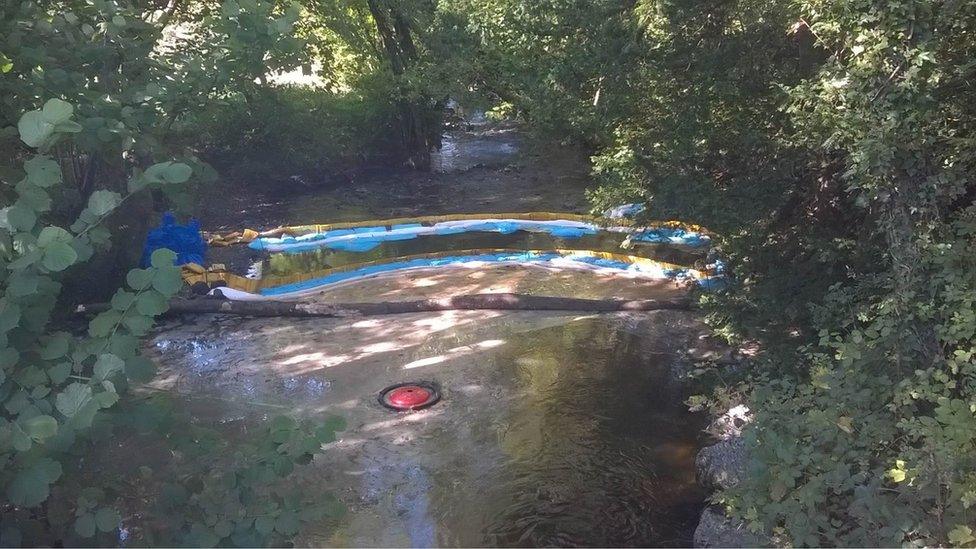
[0, 101, 188, 541]
[110, 398, 346, 547]
[188, 83, 402, 187]
[450, 0, 976, 545]
[2, 98, 347, 546]
[712, 1, 976, 545]
[0, 0, 349, 541]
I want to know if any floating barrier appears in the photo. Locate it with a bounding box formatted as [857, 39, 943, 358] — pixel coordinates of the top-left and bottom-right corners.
[190, 212, 726, 301]
[182, 248, 721, 301]
[243, 212, 712, 253]
[625, 227, 712, 248]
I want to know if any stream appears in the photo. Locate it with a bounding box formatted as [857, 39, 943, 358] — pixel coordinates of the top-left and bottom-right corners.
[146, 124, 709, 546]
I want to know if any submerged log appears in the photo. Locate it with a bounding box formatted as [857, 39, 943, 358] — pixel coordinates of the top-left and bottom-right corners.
[78, 293, 691, 318]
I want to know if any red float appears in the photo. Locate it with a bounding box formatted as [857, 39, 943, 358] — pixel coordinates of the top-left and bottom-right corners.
[379, 382, 440, 411]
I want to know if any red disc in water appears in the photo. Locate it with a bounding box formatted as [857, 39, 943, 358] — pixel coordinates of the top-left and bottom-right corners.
[386, 386, 432, 407]
[380, 383, 439, 411]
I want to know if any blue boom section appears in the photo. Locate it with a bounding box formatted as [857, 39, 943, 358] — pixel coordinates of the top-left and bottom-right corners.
[258, 251, 702, 297]
[249, 219, 603, 253]
[629, 227, 711, 247]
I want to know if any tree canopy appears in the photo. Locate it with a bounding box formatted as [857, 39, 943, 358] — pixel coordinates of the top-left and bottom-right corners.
[2, 0, 975, 545]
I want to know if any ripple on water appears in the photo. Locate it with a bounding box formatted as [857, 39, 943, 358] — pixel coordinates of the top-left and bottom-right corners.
[311, 317, 706, 547]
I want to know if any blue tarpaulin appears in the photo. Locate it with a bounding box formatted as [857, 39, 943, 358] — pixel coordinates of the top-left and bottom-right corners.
[141, 212, 207, 267]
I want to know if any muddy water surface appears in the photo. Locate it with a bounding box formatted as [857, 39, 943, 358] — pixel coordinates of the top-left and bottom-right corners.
[149, 311, 707, 547]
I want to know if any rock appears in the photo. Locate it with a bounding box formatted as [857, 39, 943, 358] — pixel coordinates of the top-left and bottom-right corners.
[696, 437, 747, 492]
[707, 404, 752, 440]
[694, 506, 769, 548]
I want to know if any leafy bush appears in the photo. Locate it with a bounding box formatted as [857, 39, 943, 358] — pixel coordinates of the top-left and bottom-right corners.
[449, 0, 976, 544]
[187, 81, 402, 187]
[0, 0, 352, 543]
[1, 99, 347, 547]
[0, 100, 183, 542]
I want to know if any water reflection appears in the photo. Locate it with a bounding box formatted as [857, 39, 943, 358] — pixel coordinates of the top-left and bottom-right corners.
[317, 318, 705, 547]
[148, 313, 705, 547]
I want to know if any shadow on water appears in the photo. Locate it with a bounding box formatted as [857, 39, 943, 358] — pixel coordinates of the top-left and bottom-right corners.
[294, 317, 706, 547]
[143, 312, 707, 547]
[200, 122, 595, 232]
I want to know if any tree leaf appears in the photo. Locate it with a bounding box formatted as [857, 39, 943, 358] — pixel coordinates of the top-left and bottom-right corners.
[94, 387, 118, 408]
[74, 513, 96, 538]
[122, 313, 152, 335]
[0, 348, 20, 369]
[949, 525, 975, 546]
[887, 468, 906, 483]
[41, 241, 78, 272]
[150, 248, 177, 269]
[136, 291, 170, 316]
[0, 52, 12, 73]
[0, 300, 22, 333]
[93, 354, 124, 382]
[41, 99, 74, 124]
[144, 161, 192, 184]
[11, 422, 31, 451]
[15, 181, 51, 212]
[111, 290, 136, 311]
[88, 310, 122, 338]
[22, 414, 58, 442]
[6, 204, 37, 231]
[37, 225, 72, 247]
[40, 332, 70, 359]
[126, 268, 153, 291]
[55, 383, 93, 418]
[94, 507, 120, 533]
[7, 273, 39, 297]
[6, 457, 62, 507]
[254, 516, 274, 536]
[274, 511, 300, 535]
[48, 363, 71, 385]
[151, 267, 183, 295]
[86, 190, 122, 217]
[18, 110, 54, 148]
[23, 156, 61, 187]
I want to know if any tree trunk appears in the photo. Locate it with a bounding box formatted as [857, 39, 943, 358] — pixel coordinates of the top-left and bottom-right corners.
[365, 0, 435, 168]
[78, 293, 692, 318]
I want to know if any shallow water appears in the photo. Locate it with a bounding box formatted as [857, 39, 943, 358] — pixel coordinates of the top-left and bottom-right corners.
[306, 263, 688, 303]
[201, 124, 594, 232]
[314, 319, 705, 547]
[430, 128, 518, 173]
[147, 312, 707, 547]
[178, 121, 709, 546]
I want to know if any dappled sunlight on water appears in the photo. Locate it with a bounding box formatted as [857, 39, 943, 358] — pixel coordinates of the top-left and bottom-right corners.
[147, 311, 709, 546]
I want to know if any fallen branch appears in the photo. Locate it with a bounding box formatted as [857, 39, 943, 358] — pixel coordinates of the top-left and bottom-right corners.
[78, 292, 691, 318]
